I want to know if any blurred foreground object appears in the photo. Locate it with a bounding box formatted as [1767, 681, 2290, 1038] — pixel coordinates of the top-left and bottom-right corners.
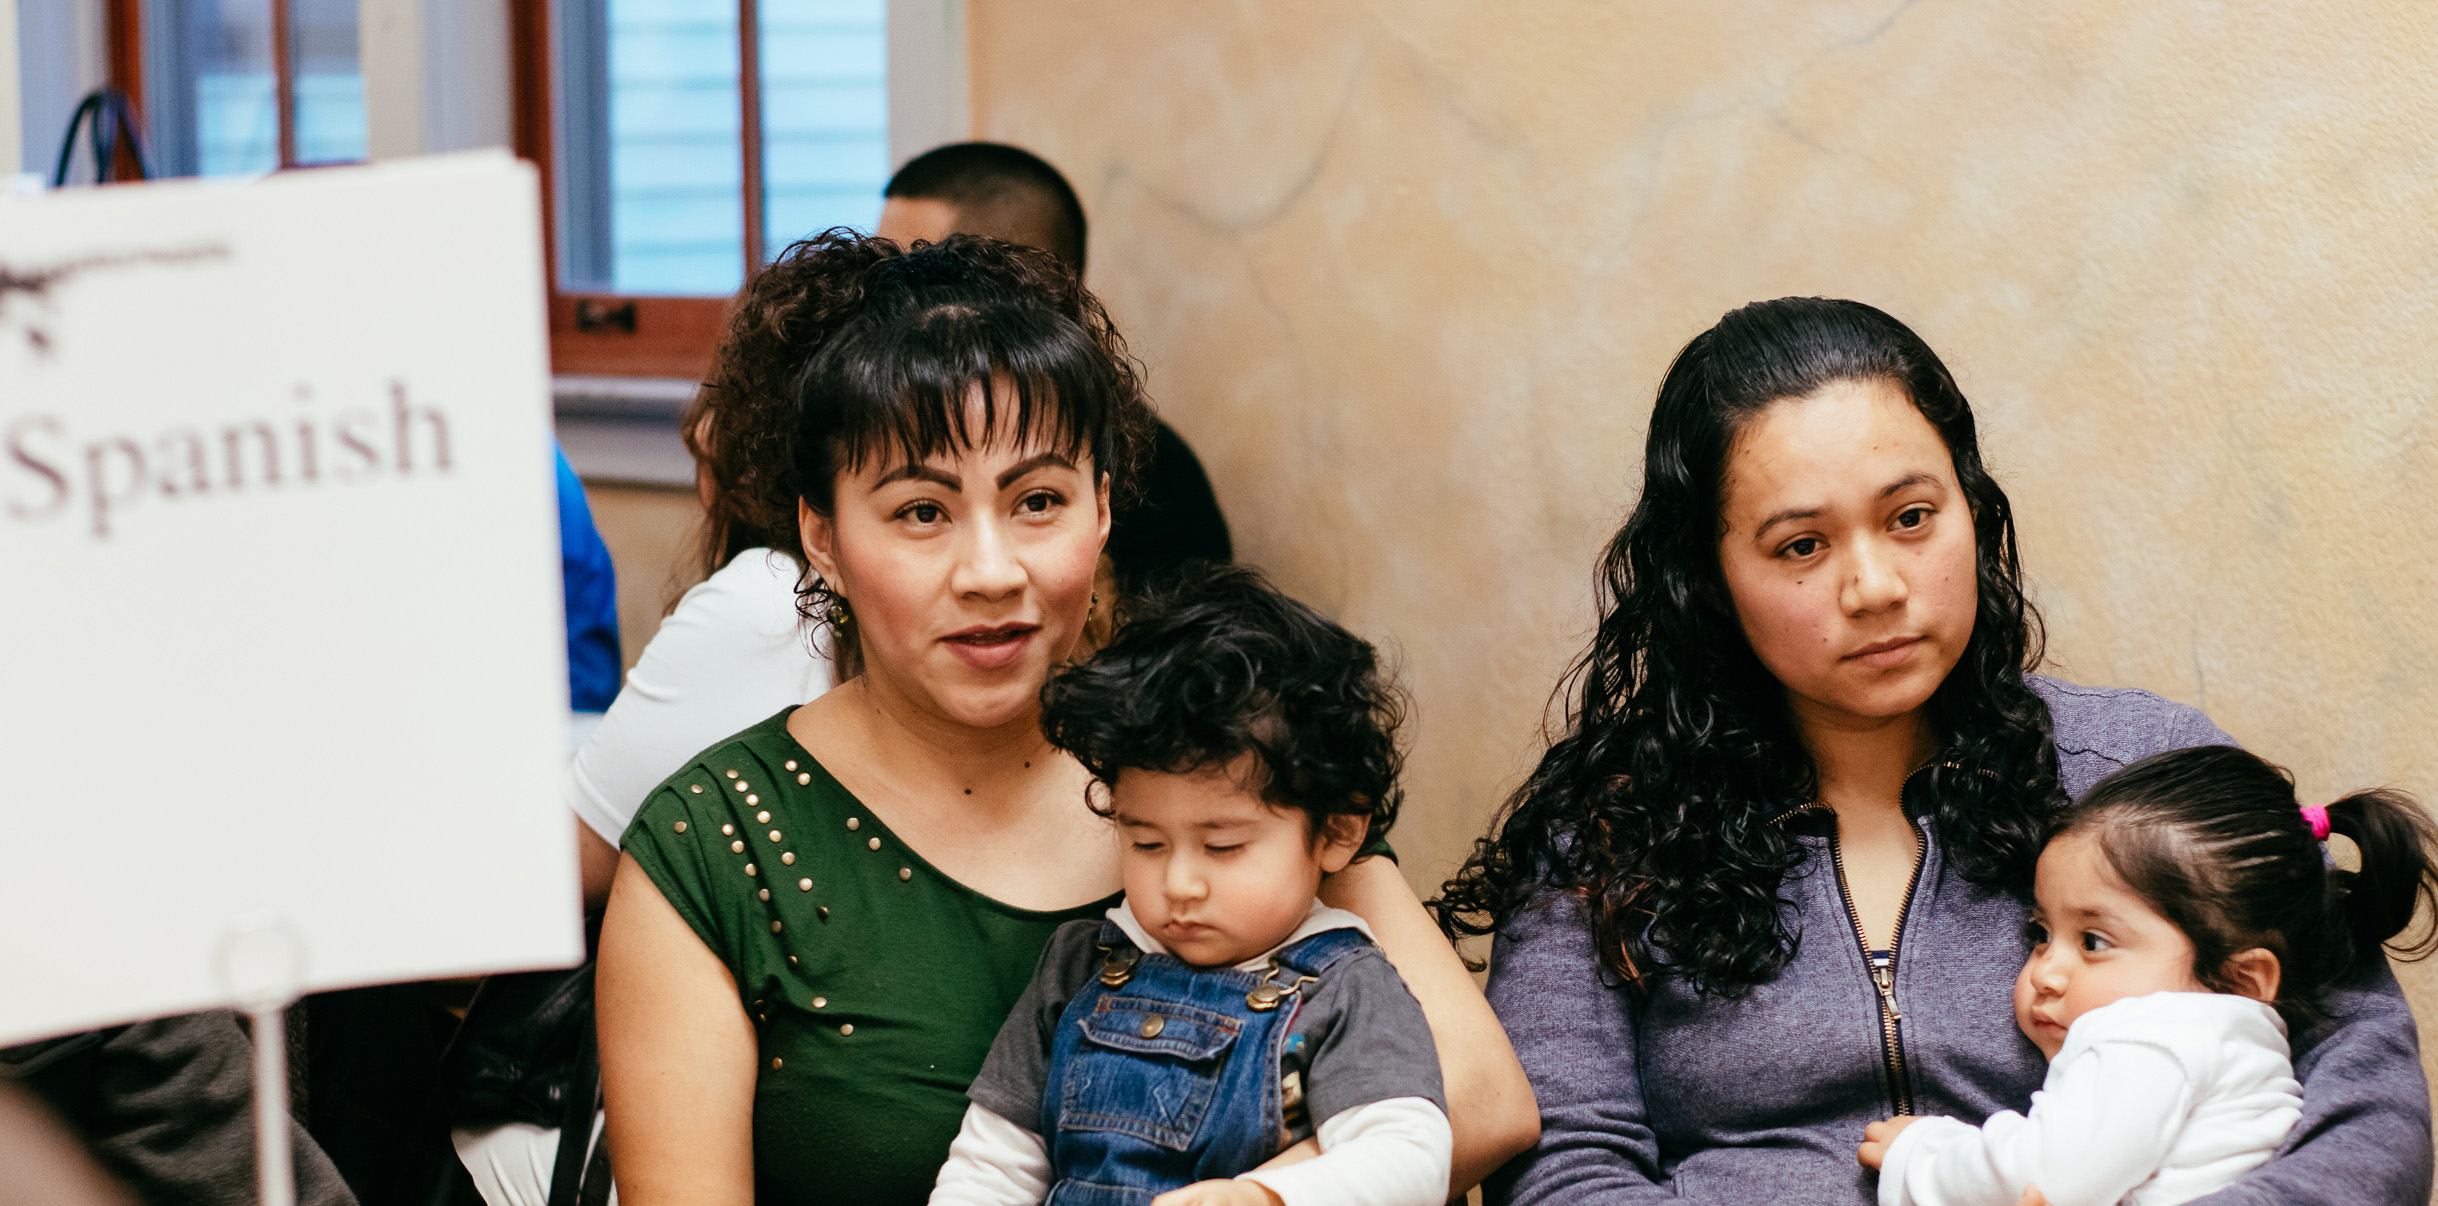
[0, 151, 583, 1047]
[0, 1080, 130, 1206]
[1, 1012, 354, 1206]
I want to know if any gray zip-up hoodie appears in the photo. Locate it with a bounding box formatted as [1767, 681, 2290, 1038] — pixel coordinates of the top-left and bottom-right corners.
[1484, 678, 2432, 1204]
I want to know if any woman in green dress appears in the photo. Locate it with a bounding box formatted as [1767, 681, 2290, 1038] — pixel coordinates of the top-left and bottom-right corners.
[597, 233, 1539, 1205]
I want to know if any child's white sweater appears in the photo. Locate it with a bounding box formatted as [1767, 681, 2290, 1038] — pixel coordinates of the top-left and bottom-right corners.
[1879, 991, 2302, 1206]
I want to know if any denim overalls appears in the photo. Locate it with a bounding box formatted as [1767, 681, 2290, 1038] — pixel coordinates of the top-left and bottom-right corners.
[1038, 921, 1373, 1206]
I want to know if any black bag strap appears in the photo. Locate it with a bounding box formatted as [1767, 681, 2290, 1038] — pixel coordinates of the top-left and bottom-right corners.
[543, 1012, 600, 1206]
[577, 1128, 612, 1206]
[52, 88, 153, 187]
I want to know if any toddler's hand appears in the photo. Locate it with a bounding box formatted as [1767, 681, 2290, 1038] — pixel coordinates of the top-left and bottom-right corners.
[1149, 1179, 1285, 1206]
[1857, 1115, 1919, 1170]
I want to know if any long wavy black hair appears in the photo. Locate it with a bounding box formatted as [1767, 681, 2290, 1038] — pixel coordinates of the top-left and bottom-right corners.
[1433, 297, 2063, 994]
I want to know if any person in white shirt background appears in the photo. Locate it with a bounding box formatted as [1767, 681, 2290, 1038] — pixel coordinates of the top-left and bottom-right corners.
[1859, 745, 2438, 1206]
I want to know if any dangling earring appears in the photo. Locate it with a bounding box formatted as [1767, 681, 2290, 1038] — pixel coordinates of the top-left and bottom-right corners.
[826, 597, 852, 629]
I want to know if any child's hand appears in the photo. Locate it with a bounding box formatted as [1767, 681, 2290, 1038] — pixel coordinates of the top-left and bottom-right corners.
[1149, 1179, 1284, 1206]
[1857, 1115, 1919, 1169]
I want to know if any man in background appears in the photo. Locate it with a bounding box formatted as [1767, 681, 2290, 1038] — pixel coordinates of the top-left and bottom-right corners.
[876, 142, 1234, 593]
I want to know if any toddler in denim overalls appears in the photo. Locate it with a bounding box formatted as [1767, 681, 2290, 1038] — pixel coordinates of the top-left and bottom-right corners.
[929, 568, 1451, 1206]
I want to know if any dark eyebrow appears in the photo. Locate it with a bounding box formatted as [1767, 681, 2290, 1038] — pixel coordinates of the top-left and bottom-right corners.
[1879, 472, 1942, 499]
[2079, 907, 2128, 931]
[997, 451, 1078, 490]
[1754, 506, 1822, 539]
[1752, 472, 1946, 539]
[872, 462, 961, 490]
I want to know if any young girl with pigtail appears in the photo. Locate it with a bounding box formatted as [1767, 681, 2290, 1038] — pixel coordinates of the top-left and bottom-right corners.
[1861, 745, 2438, 1206]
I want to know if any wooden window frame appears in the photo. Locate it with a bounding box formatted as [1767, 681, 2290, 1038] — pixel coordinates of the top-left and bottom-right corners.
[513, 0, 778, 382]
[106, 0, 326, 174]
[111, 0, 796, 380]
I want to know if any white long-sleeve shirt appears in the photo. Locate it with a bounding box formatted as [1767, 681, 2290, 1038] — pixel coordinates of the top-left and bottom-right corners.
[1879, 992, 2302, 1206]
[929, 902, 1453, 1206]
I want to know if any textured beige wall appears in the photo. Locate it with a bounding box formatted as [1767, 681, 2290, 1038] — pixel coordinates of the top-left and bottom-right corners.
[586, 483, 704, 671]
[970, 0, 2438, 1099]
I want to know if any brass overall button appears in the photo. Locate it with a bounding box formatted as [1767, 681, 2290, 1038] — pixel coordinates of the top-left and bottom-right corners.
[1098, 946, 1141, 987]
[1139, 1015, 1165, 1039]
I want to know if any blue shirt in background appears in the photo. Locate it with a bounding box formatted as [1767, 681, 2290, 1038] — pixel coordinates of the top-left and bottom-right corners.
[556, 444, 622, 712]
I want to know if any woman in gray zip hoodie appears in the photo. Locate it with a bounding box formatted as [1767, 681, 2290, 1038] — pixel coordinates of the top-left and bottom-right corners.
[1436, 297, 2430, 1205]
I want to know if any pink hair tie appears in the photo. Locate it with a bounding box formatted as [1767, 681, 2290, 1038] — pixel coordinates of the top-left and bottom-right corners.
[2300, 804, 2332, 841]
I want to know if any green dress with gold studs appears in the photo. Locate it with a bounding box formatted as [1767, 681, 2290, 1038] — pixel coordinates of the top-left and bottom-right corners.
[623, 707, 1117, 1205]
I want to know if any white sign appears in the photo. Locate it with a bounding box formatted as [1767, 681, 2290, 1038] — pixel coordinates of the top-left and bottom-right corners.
[0, 152, 583, 1044]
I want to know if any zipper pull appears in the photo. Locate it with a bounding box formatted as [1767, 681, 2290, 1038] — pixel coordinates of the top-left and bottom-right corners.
[1870, 954, 1903, 1022]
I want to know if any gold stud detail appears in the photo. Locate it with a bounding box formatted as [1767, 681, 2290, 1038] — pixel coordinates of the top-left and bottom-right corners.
[818, 906, 830, 920]
[757, 810, 771, 823]
[673, 821, 688, 833]
[747, 794, 758, 805]
[722, 824, 735, 836]
[735, 782, 748, 791]
[846, 818, 860, 831]
[769, 829, 782, 842]
[867, 837, 881, 851]
[840, 1024, 854, 1036]
[798, 877, 812, 891]
[899, 867, 912, 881]
[788, 954, 799, 965]
[813, 996, 827, 1008]
[731, 839, 745, 853]
[746, 863, 758, 876]
[785, 760, 798, 771]
[771, 920, 783, 933]
[771, 1057, 783, 1069]
[798, 773, 811, 785]
[759, 888, 770, 901]
[690, 784, 703, 794]
[727, 771, 738, 779]
[781, 852, 796, 865]
[1139, 1015, 1165, 1039]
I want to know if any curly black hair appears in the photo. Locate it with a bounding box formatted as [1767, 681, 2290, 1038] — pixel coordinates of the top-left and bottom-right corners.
[680, 227, 1151, 584]
[1039, 564, 1406, 846]
[1433, 297, 2063, 994]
